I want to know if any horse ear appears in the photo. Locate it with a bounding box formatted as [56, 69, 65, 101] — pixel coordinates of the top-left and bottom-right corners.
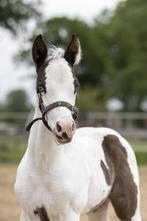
[64, 34, 81, 66]
[32, 35, 47, 67]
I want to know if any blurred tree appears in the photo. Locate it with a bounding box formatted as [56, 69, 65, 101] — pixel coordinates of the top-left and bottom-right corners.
[3, 89, 31, 112]
[77, 86, 106, 112]
[0, 0, 40, 34]
[101, 0, 147, 111]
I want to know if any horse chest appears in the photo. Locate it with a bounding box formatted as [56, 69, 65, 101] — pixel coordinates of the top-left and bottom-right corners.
[16, 163, 77, 215]
[15, 142, 112, 216]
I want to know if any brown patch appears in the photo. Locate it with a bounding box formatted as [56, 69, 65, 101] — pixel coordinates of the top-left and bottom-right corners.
[102, 135, 137, 221]
[100, 160, 112, 185]
[34, 207, 50, 221]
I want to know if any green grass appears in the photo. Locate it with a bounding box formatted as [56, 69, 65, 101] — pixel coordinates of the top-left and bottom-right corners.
[0, 133, 27, 150]
[0, 133, 26, 163]
[130, 141, 147, 152]
[0, 150, 24, 163]
[135, 151, 147, 165]
[129, 139, 147, 164]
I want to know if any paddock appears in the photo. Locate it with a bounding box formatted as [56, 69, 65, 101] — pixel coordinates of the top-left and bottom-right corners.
[0, 165, 146, 221]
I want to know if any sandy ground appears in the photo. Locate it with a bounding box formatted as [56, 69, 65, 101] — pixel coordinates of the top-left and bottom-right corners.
[0, 165, 146, 221]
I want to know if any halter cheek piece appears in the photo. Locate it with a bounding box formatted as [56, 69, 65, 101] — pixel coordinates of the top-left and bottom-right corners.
[26, 93, 79, 132]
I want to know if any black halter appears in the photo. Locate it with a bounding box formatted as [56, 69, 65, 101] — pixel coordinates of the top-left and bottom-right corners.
[26, 93, 79, 132]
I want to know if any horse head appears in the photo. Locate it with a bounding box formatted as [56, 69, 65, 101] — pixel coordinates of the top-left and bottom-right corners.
[32, 34, 81, 144]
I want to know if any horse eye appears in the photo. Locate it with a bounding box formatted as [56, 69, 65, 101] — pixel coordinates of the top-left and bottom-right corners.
[38, 86, 44, 93]
[75, 87, 80, 94]
[74, 80, 80, 94]
[72, 112, 78, 120]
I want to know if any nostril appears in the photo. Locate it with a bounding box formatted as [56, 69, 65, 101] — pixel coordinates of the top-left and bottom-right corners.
[62, 132, 69, 140]
[56, 122, 62, 132]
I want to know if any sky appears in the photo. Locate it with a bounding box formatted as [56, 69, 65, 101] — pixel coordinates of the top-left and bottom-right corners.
[0, 0, 120, 103]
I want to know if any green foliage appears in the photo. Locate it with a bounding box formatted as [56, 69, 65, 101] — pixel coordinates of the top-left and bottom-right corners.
[135, 152, 147, 165]
[0, 133, 26, 163]
[77, 86, 107, 112]
[2, 89, 31, 112]
[102, 0, 147, 111]
[0, 0, 41, 34]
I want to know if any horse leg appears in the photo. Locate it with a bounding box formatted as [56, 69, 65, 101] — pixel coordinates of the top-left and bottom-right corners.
[88, 200, 110, 221]
[20, 210, 28, 221]
[51, 210, 80, 221]
[20, 209, 40, 221]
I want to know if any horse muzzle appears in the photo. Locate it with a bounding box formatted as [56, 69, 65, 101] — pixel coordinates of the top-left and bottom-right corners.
[53, 120, 75, 144]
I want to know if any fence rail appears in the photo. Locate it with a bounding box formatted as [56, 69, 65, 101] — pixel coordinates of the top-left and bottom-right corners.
[0, 112, 28, 119]
[0, 111, 147, 139]
[0, 112, 147, 163]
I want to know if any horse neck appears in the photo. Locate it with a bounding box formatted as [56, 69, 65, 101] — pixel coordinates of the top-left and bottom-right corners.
[27, 101, 64, 170]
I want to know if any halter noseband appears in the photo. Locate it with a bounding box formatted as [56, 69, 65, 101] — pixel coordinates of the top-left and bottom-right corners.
[26, 93, 79, 132]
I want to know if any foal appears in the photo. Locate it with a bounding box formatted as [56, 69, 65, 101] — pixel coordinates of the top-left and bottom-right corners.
[15, 34, 142, 221]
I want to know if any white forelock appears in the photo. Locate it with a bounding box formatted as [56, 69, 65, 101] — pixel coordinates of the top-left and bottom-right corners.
[47, 44, 81, 65]
[48, 46, 65, 61]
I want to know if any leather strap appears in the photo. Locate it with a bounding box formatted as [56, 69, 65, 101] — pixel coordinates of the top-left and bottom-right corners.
[26, 117, 43, 132]
[42, 101, 78, 119]
[26, 101, 78, 132]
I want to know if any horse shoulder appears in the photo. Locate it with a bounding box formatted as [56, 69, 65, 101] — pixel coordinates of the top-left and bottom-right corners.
[68, 130, 113, 212]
